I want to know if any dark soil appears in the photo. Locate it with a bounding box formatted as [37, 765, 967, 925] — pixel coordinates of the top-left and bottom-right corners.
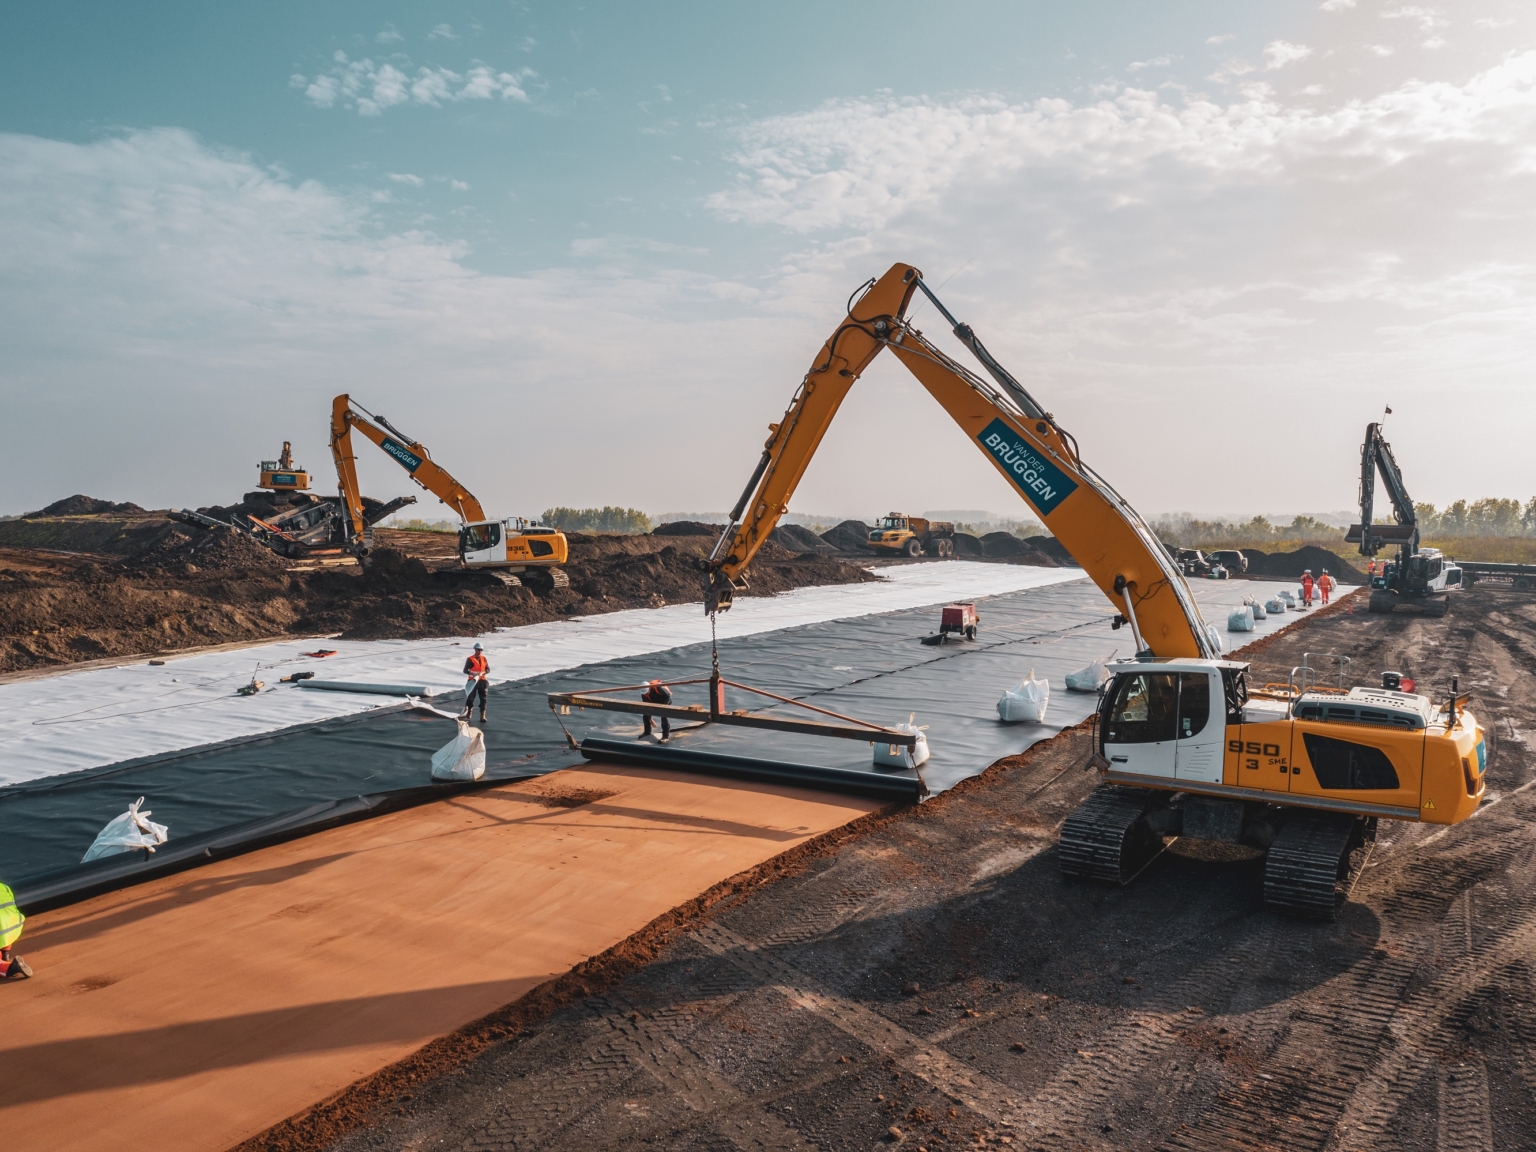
[771, 524, 836, 554]
[821, 519, 875, 551]
[265, 583, 1536, 1152]
[0, 519, 876, 674]
[1242, 545, 1367, 583]
[21, 494, 145, 517]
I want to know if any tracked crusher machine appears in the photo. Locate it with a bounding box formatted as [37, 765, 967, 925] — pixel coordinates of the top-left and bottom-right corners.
[702, 263, 1487, 919]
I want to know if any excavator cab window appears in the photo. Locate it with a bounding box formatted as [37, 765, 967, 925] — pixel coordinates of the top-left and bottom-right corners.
[1221, 667, 1248, 724]
[1105, 673, 1179, 744]
[460, 522, 500, 552]
[1178, 673, 1210, 739]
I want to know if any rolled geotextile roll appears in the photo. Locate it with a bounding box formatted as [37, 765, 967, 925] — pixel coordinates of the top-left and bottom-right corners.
[295, 680, 432, 696]
[579, 736, 924, 803]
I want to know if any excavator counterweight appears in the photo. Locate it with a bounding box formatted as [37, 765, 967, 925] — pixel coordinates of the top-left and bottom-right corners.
[706, 264, 1485, 919]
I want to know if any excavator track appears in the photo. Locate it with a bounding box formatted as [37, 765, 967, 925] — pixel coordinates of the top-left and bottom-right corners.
[1262, 810, 1373, 920]
[1059, 786, 1167, 885]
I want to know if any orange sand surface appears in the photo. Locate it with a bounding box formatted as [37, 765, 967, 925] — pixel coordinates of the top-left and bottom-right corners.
[0, 764, 877, 1152]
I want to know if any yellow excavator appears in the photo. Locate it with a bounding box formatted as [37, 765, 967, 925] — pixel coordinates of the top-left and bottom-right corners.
[706, 263, 1485, 918]
[330, 394, 569, 587]
[256, 442, 311, 492]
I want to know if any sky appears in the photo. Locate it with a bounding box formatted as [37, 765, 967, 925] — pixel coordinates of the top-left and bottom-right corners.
[3, 0, 1535, 521]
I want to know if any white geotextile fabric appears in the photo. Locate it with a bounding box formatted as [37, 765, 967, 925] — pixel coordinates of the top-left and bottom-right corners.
[0, 562, 1085, 787]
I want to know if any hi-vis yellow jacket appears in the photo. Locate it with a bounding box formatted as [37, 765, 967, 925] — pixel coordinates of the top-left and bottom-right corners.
[0, 882, 23, 950]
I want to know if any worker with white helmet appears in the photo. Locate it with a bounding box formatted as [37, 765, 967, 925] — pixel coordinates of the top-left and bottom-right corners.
[460, 642, 490, 723]
[1317, 568, 1336, 605]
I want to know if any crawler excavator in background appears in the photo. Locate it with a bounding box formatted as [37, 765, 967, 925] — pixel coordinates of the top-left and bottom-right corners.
[706, 263, 1485, 919]
[330, 395, 570, 588]
[1344, 420, 1462, 616]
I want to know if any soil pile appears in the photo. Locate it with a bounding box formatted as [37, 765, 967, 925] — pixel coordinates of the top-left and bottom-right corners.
[0, 518, 876, 673]
[652, 521, 722, 538]
[980, 532, 1060, 566]
[114, 523, 290, 574]
[952, 532, 984, 557]
[770, 525, 835, 554]
[22, 495, 145, 517]
[1241, 546, 1365, 584]
[1024, 535, 1073, 564]
[820, 520, 873, 552]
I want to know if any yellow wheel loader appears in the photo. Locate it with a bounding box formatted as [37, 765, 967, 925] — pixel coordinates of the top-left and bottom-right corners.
[867, 514, 955, 558]
[703, 263, 1486, 920]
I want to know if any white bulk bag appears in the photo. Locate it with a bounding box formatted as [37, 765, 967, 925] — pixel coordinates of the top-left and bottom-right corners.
[1245, 596, 1266, 620]
[998, 671, 1050, 723]
[1065, 656, 1113, 693]
[1265, 597, 1286, 614]
[873, 715, 930, 770]
[83, 797, 169, 862]
[1278, 590, 1296, 606]
[1227, 605, 1255, 632]
[432, 719, 487, 781]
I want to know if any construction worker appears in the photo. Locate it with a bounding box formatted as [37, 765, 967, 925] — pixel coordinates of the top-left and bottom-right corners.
[640, 679, 673, 742]
[460, 642, 489, 722]
[1318, 569, 1336, 605]
[1300, 569, 1315, 608]
[1, 881, 31, 980]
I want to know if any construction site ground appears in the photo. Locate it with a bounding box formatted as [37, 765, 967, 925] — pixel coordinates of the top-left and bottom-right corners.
[0, 517, 873, 674]
[286, 584, 1536, 1152]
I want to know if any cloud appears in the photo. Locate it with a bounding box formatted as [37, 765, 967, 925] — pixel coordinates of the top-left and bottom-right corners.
[450, 180, 469, 191]
[376, 24, 404, 44]
[429, 23, 458, 41]
[1319, 0, 1355, 10]
[1263, 41, 1313, 70]
[1205, 34, 1235, 46]
[0, 129, 805, 517]
[11, 43, 1536, 515]
[293, 53, 536, 114]
[1382, 6, 1447, 33]
[389, 172, 424, 186]
[1128, 55, 1173, 72]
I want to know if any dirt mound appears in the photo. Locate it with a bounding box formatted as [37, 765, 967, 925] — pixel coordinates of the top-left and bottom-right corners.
[1241, 546, 1365, 584]
[0, 526, 875, 673]
[1024, 535, 1074, 565]
[24, 495, 145, 518]
[116, 523, 290, 574]
[651, 521, 721, 538]
[770, 525, 834, 554]
[820, 520, 873, 552]
[952, 532, 984, 557]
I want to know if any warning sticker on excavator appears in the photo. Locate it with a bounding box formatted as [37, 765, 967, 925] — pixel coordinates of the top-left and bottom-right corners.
[976, 419, 1078, 516]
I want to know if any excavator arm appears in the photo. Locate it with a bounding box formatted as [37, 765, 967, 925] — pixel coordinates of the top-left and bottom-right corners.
[1349, 422, 1419, 559]
[706, 263, 1219, 659]
[329, 394, 487, 544]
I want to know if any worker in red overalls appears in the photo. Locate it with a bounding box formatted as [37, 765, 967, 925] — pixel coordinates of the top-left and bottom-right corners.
[1318, 569, 1336, 605]
[460, 642, 489, 722]
[1300, 570, 1316, 608]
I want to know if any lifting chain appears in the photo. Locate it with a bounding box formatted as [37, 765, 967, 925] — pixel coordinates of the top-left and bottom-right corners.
[710, 610, 720, 679]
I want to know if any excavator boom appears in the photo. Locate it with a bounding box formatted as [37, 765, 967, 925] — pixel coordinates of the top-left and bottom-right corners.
[330, 394, 487, 543]
[707, 263, 1217, 659]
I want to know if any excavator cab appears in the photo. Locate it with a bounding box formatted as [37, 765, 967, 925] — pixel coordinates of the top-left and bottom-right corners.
[459, 518, 570, 574]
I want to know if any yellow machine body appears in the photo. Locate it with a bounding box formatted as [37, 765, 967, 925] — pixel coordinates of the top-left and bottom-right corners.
[257, 442, 311, 492]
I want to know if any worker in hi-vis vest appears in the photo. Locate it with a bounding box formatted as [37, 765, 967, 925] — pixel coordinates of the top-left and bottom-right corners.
[1, 881, 32, 980]
[1318, 569, 1336, 605]
[460, 642, 490, 723]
